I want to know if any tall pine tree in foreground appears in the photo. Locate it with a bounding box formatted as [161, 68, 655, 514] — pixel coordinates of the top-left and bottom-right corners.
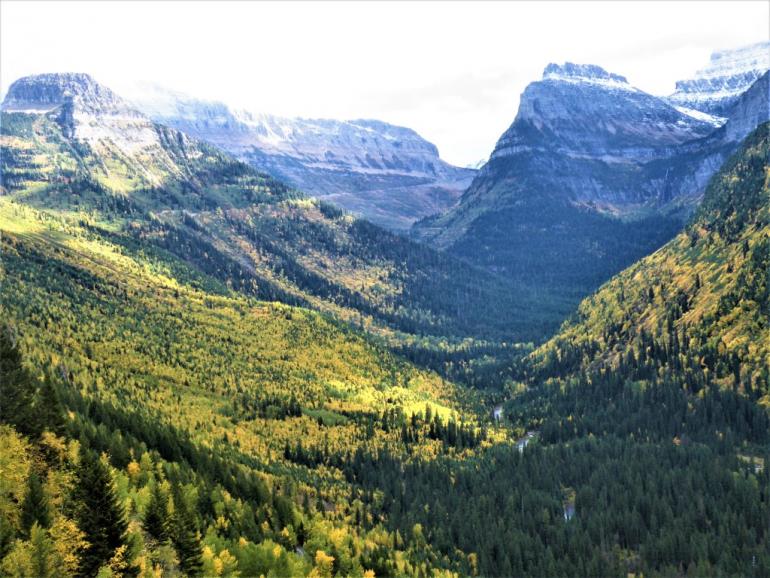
[0, 327, 40, 437]
[74, 447, 134, 577]
[143, 479, 170, 543]
[170, 482, 203, 577]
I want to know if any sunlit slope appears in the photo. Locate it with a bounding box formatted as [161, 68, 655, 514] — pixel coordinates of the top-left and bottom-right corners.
[0, 200, 483, 468]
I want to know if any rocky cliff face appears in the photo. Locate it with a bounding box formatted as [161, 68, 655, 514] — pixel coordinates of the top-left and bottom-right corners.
[498, 63, 714, 159]
[127, 86, 475, 230]
[0, 74, 231, 190]
[2, 72, 124, 113]
[2, 73, 162, 156]
[418, 62, 716, 243]
[667, 41, 770, 116]
[413, 61, 770, 319]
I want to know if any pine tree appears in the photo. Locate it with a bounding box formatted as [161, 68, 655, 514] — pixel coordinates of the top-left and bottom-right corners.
[20, 471, 50, 537]
[143, 480, 170, 543]
[29, 522, 56, 578]
[170, 482, 203, 576]
[35, 378, 66, 437]
[0, 327, 40, 437]
[74, 447, 133, 577]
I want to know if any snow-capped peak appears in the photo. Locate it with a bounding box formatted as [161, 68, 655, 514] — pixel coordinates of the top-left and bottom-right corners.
[542, 63, 637, 91]
[667, 41, 770, 116]
[691, 41, 770, 82]
[672, 106, 726, 127]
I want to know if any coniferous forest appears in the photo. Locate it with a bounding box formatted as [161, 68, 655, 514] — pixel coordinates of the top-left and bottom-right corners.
[1, 4, 770, 576]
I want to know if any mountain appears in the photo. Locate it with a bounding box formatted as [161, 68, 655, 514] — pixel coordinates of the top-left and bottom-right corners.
[1, 73, 562, 352]
[413, 62, 769, 319]
[3, 75, 770, 578]
[1, 70, 521, 578]
[530, 121, 769, 391]
[667, 41, 770, 116]
[125, 84, 475, 231]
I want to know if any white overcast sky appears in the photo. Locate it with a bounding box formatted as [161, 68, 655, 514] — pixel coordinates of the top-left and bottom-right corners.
[1, 1, 768, 166]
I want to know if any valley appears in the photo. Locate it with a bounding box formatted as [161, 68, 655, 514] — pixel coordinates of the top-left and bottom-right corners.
[1, 25, 769, 578]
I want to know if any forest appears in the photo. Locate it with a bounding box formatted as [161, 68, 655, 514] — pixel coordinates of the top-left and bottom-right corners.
[0, 68, 768, 578]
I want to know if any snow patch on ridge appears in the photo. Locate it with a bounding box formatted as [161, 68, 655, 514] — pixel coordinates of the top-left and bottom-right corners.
[673, 106, 726, 127]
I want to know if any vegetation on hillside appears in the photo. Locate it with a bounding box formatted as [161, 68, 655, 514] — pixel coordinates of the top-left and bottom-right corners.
[1, 84, 769, 577]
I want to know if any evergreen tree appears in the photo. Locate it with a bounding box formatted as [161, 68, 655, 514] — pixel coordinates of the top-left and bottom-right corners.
[73, 447, 133, 577]
[170, 482, 203, 576]
[35, 378, 66, 437]
[29, 523, 55, 578]
[20, 471, 50, 537]
[0, 327, 40, 437]
[143, 480, 170, 543]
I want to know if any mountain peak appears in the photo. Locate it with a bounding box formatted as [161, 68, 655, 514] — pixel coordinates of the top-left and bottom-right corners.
[2, 72, 126, 114]
[699, 41, 770, 81]
[667, 41, 770, 116]
[542, 62, 630, 87]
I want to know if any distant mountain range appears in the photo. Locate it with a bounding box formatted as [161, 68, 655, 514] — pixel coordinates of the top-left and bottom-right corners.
[412, 43, 769, 318]
[4, 43, 765, 340]
[123, 84, 475, 231]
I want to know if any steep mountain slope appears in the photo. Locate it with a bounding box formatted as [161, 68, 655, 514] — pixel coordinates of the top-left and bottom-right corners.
[1, 73, 557, 344]
[531, 122, 769, 397]
[667, 41, 770, 116]
[414, 63, 769, 318]
[126, 85, 475, 231]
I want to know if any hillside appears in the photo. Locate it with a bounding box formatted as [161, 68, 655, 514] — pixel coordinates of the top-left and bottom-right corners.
[0, 73, 561, 350]
[522, 123, 770, 439]
[0, 196, 504, 577]
[6, 191, 768, 577]
[413, 62, 769, 320]
[125, 84, 475, 231]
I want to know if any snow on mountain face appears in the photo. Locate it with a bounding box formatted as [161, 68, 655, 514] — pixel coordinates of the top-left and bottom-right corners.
[493, 62, 714, 163]
[2, 73, 162, 157]
[125, 85, 474, 230]
[465, 158, 488, 170]
[541, 63, 635, 90]
[667, 41, 770, 116]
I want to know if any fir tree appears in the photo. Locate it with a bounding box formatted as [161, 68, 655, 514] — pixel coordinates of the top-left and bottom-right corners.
[35, 378, 66, 437]
[0, 327, 40, 437]
[74, 447, 133, 577]
[170, 482, 203, 576]
[143, 480, 170, 543]
[20, 471, 50, 537]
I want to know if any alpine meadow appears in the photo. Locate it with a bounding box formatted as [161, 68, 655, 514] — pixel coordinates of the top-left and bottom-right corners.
[1, 2, 769, 577]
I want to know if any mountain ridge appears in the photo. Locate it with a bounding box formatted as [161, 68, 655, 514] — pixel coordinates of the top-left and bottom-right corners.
[1, 72, 558, 347]
[124, 83, 475, 230]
